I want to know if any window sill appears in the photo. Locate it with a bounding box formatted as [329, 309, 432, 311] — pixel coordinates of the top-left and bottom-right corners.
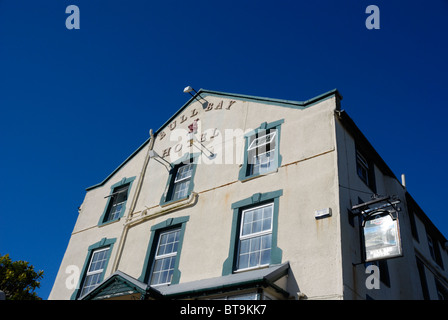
[239, 168, 278, 183]
[98, 217, 121, 228]
[159, 192, 197, 209]
[234, 264, 270, 274]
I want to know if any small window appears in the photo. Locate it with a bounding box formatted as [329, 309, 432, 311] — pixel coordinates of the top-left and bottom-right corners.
[427, 233, 444, 269]
[416, 258, 430, 300]
[150, 228, 181, 286]
[247, 130, 277, 176]
[428, 234, 436, 261]
[239, 119, 283, 181]
[161, 160, 196, 205]
[171, 163, 194, 201]
[356, 150, 369, 185]
[236, 203, 273, 271]
[104, 184, 129, 222]
[79, 247, 110, 297]
[356, 148, 376, 192]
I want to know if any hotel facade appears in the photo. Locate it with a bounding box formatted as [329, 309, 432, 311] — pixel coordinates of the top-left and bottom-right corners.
[49, 89, 448, 300]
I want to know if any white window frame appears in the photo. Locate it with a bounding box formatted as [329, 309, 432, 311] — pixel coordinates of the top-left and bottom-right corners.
[150, 228, 181, 286]
[251, 150, 276, 175]
[236, 203, 274, 272]
[106, 184, 129, 221]
[174, 163, 194, 183]
[248, 131, 276, 151]
[79, 247, 110, 296]
[247, 130, 277, 175]
[171, 163, 194, 201]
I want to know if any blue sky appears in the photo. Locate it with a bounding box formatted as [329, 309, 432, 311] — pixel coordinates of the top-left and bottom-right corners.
[0, 1, 447, 299]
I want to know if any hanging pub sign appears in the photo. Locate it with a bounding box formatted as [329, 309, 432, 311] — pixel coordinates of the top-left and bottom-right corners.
[363, 212, 402, 262]
[352, 195, 403, 262]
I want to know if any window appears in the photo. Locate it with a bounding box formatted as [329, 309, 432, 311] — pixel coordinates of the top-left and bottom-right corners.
[427, 233, 444, 269]
[247, 130, 277, 176]
[139, 216, 189, 286]
[171, 163, 194, 201]
[105, 184, 129, 222]
[356, 150, 369, 185]
[79, 247, 110, 297]
[355, 148, 376, 192]
[237, 203, 273, 271]
[99, 176, 135, 225]
[239, 119, 283, 181]
[150, 228, 181, 286]
[160, 155, 198, 206]
[405, 194, 420, 241]
[416, 258, 430, 300]
[211, 292, 259, 300]
[71, 238, 115, 300]
[222, 190, 283, 276]
[428, 234, 436, 261]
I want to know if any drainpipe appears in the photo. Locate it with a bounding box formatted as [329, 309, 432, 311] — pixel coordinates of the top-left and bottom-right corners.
[111, 130, 155, 272]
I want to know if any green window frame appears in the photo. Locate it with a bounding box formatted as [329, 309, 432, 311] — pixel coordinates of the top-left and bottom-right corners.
[238, 119, 284, 181]
[160, 153, 199, 206]
[222, 190, 283, 276]
[71, 237, 116, 300]
[139, 216, 189, 285]
[98, 176, 136, 226]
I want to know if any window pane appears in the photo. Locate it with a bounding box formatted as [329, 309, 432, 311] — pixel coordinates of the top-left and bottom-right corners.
[240, 239, 250, 254]
[228, 293, 258, 300]
[175, 164, 193, 182]
[238, 253, 249, 270]
[249, 252, 260, 268]
[241, 205, 273, 236]
[260, 248, 271, 265]
[80, 273, 101, 296]
[156, 230, 180, 257]
[88, 249, 108, 272]
[172, 180, 190, 201]
[80, 248, 109, 296]
[151, 229, 181, 286]
[261, 234, 272, 249]
[151, 256, 176, 285]
[237, 233, 272, 270]
[114, 185, 129, 203]
[250, 237, 261, 252]
[109, 203, 123, 221]
[247, 131, 276, 151]
[251, 150, 275, 175]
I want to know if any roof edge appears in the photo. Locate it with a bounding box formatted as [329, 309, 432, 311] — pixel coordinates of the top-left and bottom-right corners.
[196, 88, 342, 109]
[85, 137, 151, 191]
[85, 89, 341, 191]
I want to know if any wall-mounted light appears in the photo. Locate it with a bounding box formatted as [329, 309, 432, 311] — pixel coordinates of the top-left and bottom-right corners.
[183, 85, 207, 105]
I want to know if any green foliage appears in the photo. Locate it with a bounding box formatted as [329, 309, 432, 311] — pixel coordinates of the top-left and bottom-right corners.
[0, 253, 44, 300]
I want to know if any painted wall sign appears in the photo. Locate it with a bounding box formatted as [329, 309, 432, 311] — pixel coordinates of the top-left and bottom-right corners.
[158, 100, 237, 158]
[158, 100, 236, 141]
